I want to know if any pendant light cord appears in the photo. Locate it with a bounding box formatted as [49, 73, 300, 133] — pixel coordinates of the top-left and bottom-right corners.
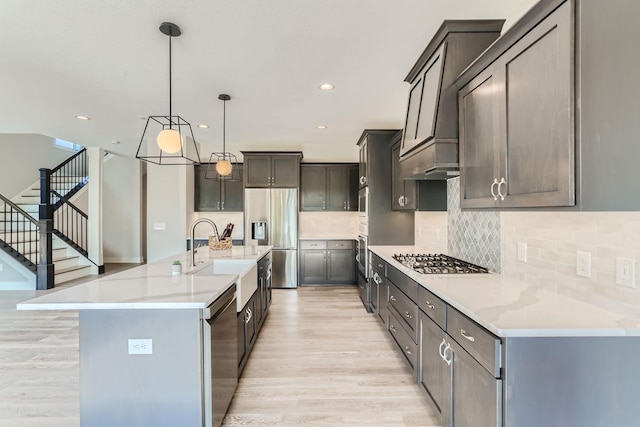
[169, 34, 172, 128]
[222, 99, 226, 160]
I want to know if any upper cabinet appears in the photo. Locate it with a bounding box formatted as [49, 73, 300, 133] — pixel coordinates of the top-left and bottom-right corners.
[300, 164, 358, 211]
[456, 0, 640, 210]
[459, 3, 572, 209]
[399, 20, 504, 179]
[242, 152, 302, 188]
[358, 137, 368, 188]
[194, 164, 244, 212]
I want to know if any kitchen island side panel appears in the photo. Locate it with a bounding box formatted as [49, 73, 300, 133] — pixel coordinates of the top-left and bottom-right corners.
[80, 309, 204, 427]
[503, 336, 640, 427]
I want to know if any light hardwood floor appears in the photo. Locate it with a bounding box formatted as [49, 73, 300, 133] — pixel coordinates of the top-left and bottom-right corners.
[0, 283, 439, 427]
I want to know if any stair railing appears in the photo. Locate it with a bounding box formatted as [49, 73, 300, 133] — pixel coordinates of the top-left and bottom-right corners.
[38, 148, 89, 289]
[0, 193, 39, 272]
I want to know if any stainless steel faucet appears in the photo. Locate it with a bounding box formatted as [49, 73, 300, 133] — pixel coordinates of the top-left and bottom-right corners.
[190, 218, 219, 267]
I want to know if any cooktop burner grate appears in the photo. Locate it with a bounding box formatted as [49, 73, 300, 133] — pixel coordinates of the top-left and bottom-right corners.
[392, 253, 489, 274]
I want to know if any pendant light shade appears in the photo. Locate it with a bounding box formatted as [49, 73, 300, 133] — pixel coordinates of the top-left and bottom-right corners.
[206, 94, 242, 182]
[136, 22, 200, 165]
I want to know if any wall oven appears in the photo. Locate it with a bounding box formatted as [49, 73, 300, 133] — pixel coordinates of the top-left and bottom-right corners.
[358, 187, 369, 220]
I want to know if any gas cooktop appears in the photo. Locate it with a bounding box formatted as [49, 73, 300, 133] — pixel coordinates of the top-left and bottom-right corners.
[392, 254, 489, 274]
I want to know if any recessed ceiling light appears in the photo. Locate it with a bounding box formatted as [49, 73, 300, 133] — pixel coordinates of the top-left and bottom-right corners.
[75, 115, 91, 121]
[198, 124, 209, 129]
[111, 140, 121, 144]
[317, 125, 327, 129]
[319, 83, 334, 91]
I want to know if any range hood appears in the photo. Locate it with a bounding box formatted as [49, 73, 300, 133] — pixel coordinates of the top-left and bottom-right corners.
[398, 20, 505, 180]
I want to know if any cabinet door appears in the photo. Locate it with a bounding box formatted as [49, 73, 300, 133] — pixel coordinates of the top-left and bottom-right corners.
[220, 165, 243, 211]
[299, 250, 327, 283]
[359, 139, 368, 188]
[327, 249, 355, 283]
[237, 309, 247, 368]
[449, 339, 502, 427]
[326, 166, 348, 211]
[419, 311, 446, 412]
[272, 156, 299, 187]
[300, 166, 327, 211]
[194, 165, 222, 211]
[499, 1, 574, 207]
[459, 66, 501, 209]
[391, 141, 417, 211]
[347, 165, 359, 211]
[244, 155, 271, 187]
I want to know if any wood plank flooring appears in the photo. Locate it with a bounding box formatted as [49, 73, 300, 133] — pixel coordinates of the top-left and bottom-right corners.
[0, 283, 439, 427]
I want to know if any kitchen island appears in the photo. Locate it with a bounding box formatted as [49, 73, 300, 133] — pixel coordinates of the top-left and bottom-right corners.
[370, 245, 640, 427]
[17, 245, 272, 427]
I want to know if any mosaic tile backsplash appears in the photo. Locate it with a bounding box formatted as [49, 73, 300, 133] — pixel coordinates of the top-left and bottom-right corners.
[447, 177, 501, 272]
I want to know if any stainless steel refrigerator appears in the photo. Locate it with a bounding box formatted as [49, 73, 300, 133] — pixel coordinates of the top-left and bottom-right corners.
[244, 188, 298, 288]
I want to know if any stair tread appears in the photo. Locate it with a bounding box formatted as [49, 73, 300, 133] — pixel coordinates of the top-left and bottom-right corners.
[53, 255, 79, 263]
[55, 265, 90, 275]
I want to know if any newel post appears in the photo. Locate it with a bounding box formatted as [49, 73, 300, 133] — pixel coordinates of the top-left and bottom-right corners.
[37, 168, 54, 290]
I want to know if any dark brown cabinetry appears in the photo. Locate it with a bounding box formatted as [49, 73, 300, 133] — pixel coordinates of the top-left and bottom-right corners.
[458, 1, 573, 208]
[242, 152, 302, 188]
[391, 135, 447, 212]
[299, 240, 356, 285]
[300, 164, 358, 211]
[194, 164, 244, 212]
[399, 21, 504, 179]
[358, 138, 368, 188]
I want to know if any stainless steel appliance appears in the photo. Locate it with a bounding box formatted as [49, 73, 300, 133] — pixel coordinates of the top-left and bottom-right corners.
[244, 188, 298, 288]
[357, 234, 368, 278]
[393, 254, 488, 274]
[358, 186, 369, 220]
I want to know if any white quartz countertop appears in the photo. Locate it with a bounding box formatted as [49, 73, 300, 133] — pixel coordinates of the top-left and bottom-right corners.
[369, 245, 640, 338]
[17, 245, 272, 311]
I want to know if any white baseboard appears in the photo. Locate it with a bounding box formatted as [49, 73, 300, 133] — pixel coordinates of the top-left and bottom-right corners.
[103, 257, 145, 263]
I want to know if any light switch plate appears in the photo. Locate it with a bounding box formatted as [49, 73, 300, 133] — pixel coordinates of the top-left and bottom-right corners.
[128, 339, 153, 355]
[517, 242, 527, 263]
[576, 251, 592, 278]
[153, 223, 166, 230]
[616, 257, 636, 288]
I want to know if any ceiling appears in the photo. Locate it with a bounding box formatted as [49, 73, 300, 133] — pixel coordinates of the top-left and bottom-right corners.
[0, 0, 536, 162]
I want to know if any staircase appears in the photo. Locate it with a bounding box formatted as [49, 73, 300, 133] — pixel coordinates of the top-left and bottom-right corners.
[12, 179, 93, 285]
[0, 148, 97, 289]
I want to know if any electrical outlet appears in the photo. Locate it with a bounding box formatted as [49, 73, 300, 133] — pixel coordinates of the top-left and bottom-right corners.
[153, 223, 166, 230]
[517, 242, 527, 263]
[616, 257, 636, 288]
[128, 339, 153, 355]
[576, 251, 592, 278]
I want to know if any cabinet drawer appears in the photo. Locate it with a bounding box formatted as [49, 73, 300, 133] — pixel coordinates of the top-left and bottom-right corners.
[386, 264, 418, 303]
[447, 307, 501, 377]
[300, 240, 327, 250]
[389, 311, 417, 372]
[370, 252, 386, 275]
[327, 240, 354, 250]
[388, 282, 418, 343]
[418, 286, 446, 330]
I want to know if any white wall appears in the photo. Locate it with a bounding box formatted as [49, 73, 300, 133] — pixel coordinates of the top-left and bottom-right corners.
[0, 134, 73, 198]
[0, 251, 36, 290]
[103, 154, 143, 263]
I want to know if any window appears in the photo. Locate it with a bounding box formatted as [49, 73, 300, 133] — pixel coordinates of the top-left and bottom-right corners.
[54, 139, 83, 152]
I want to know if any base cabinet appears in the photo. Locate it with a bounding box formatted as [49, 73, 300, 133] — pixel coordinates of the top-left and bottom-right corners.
[299, 240, 356, 285]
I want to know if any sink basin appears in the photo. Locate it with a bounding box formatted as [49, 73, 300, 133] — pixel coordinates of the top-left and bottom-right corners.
[193, 261, 257, 312]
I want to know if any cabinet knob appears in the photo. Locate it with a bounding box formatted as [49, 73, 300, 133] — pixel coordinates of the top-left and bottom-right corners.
[343, 201, 347, 209]
[221, 201, 225, 210]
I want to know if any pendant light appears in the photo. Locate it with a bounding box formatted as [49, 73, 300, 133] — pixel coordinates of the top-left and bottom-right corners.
[205, 94, 241, 182]
[136, 22, 200, 165]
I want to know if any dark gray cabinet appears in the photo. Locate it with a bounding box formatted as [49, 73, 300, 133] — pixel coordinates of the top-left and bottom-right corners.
[419, 311, 446, 412]
[194, 164, 244, 212]
[300, 164, 358, 211]
[458, 1, 573, 208]
[391, 136, 447, 212]
[358, 137, 368, 188]
[237, 292, 256, 373]
[242, 152, 302, 188]
[299, 240, 356, 285]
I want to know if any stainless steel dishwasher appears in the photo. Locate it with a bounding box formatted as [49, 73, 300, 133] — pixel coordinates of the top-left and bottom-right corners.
[203, 285, 238, 427]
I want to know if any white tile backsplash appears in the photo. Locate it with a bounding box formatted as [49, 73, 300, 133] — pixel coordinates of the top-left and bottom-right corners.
[414, 211, 448, 253]
[299, 211, 359, 239]
[502, 211, 640, 317]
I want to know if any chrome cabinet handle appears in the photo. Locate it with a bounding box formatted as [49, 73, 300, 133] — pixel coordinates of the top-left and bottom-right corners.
[460, 329, 475, 342]
[404, 346, 412, 355]
[343, 201, 347, 209]
[404, 311, 412, 319]
[438, 339, 447, 359]
[390, 325, 396, 333]
[347, 202, 350, 209]
[398, 196, 404, 206]
[221, 201, 224, 210]
[217, 201, 220, 209]
[322, 201, 326, 209]
[497, 177, 506, 201]
[355, 254, 360, 262]
[443, 343, 452, 366]
[390, 295, 397, 302]
[490, 178, 499, 201]
[359, 176, 365, 185]
[378, 263, 383, 268]
[245, 308, 252, 324]
[424, 301, 435, 310]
